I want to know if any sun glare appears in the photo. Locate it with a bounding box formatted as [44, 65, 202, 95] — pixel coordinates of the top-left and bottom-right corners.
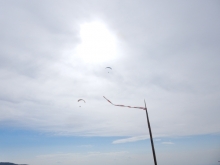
[76, 21, 118, 63]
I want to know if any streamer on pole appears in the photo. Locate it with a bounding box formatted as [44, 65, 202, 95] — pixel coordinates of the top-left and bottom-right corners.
[103, 96, 157, 165]
[103, 96, 146, 110]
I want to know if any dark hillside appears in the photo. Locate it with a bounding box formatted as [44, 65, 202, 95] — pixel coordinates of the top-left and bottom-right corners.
[0, 163, 28, 165]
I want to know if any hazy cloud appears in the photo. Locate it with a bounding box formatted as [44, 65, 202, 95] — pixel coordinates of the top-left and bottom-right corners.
[0, 0, 220, 138]
[162, 142, 174, 145]
[112, 135, 149, 144]
[79, 145, 93, 148]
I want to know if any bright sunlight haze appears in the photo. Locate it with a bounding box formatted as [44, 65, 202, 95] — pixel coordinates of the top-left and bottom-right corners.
[76, 21, 118, 63]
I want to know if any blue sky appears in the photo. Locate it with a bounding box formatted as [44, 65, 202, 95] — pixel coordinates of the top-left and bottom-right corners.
[0, 0, 220, 165]
[0, 127, 219, 165]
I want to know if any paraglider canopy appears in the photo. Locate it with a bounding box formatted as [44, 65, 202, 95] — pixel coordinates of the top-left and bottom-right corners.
[78, 99, 86, 103]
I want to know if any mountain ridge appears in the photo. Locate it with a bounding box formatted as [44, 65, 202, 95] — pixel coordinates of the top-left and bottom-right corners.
[0, 162, 28, 165]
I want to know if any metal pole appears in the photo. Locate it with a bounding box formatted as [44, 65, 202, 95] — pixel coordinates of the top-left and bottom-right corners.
[144, 100, 157, 165]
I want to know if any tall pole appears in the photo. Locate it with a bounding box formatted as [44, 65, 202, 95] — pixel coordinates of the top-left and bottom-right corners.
[144, 100, 157, 165]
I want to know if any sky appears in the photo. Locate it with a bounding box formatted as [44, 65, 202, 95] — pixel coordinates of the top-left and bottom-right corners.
[0, 0, 220, 165]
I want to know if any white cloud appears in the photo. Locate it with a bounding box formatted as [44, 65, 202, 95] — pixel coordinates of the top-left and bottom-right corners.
[162, 142, 174, 145]
[112, 135, 149, 144]
[79, 144, 93, 148]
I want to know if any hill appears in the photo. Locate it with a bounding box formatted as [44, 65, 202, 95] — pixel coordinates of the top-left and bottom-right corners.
[0, 163, 28, 165]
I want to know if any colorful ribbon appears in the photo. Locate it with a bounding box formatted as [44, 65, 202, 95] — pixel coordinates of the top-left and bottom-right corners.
[103, 96, 146, 110]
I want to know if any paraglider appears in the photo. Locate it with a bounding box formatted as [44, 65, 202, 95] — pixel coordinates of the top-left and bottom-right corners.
[78, 99, 86, 107]
[105, 67, 112, 73]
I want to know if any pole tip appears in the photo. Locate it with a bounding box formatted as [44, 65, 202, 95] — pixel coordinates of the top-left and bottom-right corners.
[144, 99, 147, 110]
